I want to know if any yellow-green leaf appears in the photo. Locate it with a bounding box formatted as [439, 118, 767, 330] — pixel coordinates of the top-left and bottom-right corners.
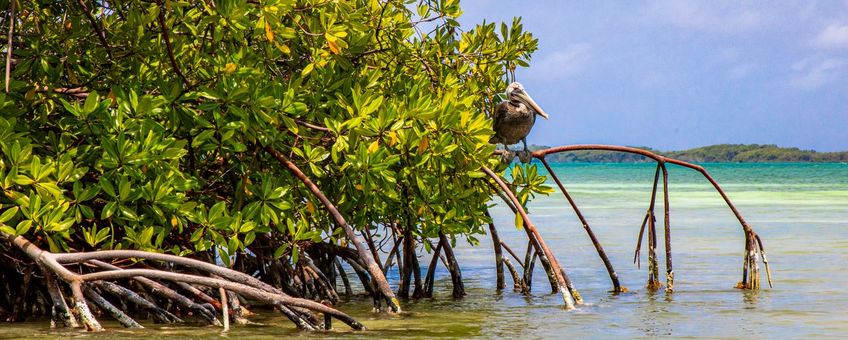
[367, 140, 380, 153]
[264, 20, 274, 42]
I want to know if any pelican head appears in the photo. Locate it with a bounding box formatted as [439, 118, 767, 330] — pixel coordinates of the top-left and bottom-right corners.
[505, 82, 548, 119]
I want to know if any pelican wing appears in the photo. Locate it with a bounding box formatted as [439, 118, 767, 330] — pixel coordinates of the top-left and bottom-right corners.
[489, 102, 509, 144]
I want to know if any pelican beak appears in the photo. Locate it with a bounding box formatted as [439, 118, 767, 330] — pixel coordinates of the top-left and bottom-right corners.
[518, 91, 549, 119]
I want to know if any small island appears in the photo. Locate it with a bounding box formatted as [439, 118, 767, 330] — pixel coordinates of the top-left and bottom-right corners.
[532, 144, 848, 163]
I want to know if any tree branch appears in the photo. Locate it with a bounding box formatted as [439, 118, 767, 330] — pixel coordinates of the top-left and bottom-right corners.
[4, 0, 15, 92]
[155, 0, 191, 87]
[76, 0, 114, 61]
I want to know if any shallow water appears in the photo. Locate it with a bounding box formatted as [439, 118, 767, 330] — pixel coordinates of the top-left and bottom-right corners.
[2, 163, 847, 339]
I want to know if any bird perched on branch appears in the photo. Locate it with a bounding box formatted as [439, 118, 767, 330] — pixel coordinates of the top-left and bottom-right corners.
[489, 82, 549, 163]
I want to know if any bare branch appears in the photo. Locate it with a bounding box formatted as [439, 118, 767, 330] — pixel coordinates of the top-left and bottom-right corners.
[4, 0, 15, 92]
[76, 0, 114, 61]
[155, 0, 191, 87]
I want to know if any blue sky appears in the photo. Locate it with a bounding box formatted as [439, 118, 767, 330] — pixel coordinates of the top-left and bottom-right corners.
[459, 1, 848, 151]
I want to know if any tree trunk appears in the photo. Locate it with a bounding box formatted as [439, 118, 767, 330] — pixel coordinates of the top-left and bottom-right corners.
[438, 231, 465, 298]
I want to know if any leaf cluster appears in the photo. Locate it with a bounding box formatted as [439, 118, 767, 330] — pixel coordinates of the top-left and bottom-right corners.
[1, 0, 547, 259]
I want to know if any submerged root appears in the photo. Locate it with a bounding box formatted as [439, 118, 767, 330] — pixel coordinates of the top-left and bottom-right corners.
[501, 256, 527, 293]
[524, 145, 771, 294]
[483, 166, 578, 308]
[83, 284, 143, 328]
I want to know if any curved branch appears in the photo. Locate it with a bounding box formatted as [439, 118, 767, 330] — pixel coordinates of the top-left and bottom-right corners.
[528, 144, 770, 290]
[55, 250, 281, 295]
[264, 145, 400, 313]
[539, 158, 621, 293]
[1, 232, 364, 330]
[76, 0, 114, 61]
[154, 0, 191, 87]
[531, 144, 752, 233]
[482, 166, 577, 309]
[76, 268, 364, 329]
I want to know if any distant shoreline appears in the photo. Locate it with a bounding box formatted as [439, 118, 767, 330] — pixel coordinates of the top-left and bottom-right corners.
[529, 144, 848, 163]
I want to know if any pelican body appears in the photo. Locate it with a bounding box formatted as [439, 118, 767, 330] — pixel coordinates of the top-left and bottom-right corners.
[489, 82, 549, 162]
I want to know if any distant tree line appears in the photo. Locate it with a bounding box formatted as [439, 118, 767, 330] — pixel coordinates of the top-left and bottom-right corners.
[530, 144, 848, 163]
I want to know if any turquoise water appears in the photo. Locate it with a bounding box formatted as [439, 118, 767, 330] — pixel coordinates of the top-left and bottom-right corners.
[2, 163, 846, 338]
[469, 162, 848, 338]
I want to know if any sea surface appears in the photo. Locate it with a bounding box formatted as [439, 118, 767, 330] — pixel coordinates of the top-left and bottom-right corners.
[3, 163, 847, 339]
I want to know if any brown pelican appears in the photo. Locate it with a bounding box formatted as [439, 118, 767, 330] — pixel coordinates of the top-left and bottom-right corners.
[489, 82, 549, 163]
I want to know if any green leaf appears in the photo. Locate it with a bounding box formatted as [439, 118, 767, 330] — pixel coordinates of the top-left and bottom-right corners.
[243, 232, 256, 246]
[14, 175, 34, 185]
[0, 225, 16, 236]
[15, 219, 33, 235]
[47, 219, 74, 233]
[301, 63, 315, 77]
[35, 182, 62, 199]
[118, 177, 131, 201]
[273, 244, 289, 259]
[101, 201, 117, 219]
[83, 91, 100, 114]
[0, 207, 18, 223]
[100, 178, 116, 197]
[119, 205, 138, 220]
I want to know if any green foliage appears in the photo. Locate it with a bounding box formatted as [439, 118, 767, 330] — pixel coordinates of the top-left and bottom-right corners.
[1, 1, 546, 258]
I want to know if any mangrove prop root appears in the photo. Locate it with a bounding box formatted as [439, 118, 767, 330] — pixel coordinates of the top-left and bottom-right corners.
[647, 191, 662, 290]
[44, 271, 79, 328]
[423, 240, 442, 298]
[487, 182, 556, 293]
[265, 146, 400, 313]
[635, 164, 661, 269]
[755, 234, 773, 288]
[499, 241, 525, 268]
[226, 291, 253, 325]
[540, 158, 623, 293]
[483, 179, 560, 293]
[502, 256, 527, 293]
[303, 254, 340, 304]
[483, 166, 578, 309]
[661, 163, 674, 293]
[528, 144, 771, 292]
[439, 231, 467, 298]
[382, 237, 402, 274]
[335, 259, 353, 296]
[342, 257, 375, 296]
[220, 288, 229, 332]
[71, 281, 103, 331]
[83, 285, 143, 329]
[89, 260, 219, 325]
[94, 281, 182, 324]
[364, 227, 384, 271]
[523, 248, 537, 291]
[176, 282, 222, 310]
[486, 209, 506, 291]
[0, 232, 365, 331]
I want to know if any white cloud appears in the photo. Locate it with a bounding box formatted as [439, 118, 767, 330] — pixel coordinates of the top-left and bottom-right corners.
[637, 71, 670, 90]
[812, 24, 848, 49]
[645, 0, 764, 34]
[717, 48, 741, 63]
[527, 44, 592, 81]
[790, 57, 846, 89]
[728, 63, 759, 80]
